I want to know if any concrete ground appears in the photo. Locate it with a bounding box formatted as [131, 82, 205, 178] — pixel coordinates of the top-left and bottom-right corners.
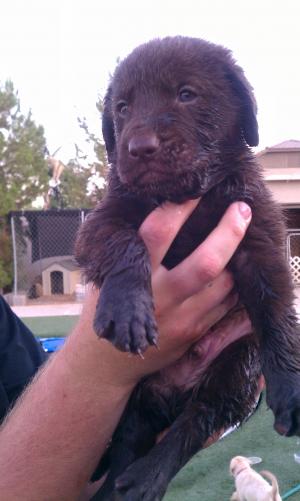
[12, 287, 300, 319]
[12, 301, 83, 318]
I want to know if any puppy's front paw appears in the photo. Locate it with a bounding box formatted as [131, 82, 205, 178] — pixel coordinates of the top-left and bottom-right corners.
[94, 277, 158, 354]
[267, 373, 300, 436]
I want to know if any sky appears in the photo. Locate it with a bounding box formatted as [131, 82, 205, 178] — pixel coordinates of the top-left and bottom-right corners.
[1, 0, 300, 163]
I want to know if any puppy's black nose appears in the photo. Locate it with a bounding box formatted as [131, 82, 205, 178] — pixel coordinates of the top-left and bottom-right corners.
[128, 133, 159, 159]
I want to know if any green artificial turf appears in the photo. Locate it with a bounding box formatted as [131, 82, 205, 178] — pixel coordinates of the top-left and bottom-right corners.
[21, 315, 78, 338]
[19, 315, 300, 499]
[165, 397, 300, 500]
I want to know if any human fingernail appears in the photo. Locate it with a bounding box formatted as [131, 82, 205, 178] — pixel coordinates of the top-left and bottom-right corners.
[238, 202, 251, 221]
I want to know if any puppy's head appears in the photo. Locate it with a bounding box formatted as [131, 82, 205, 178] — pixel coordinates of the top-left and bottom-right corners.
[230, 455, 252, 477]
[103, 36, 259, 201]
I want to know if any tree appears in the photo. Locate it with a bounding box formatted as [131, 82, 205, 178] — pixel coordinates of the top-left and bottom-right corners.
[47, 159, 98, 209]
[0, 80, 48, 215]
[0, 80, 48, 288]
[75, 95, 109, 205]
[0, 228, 12, 292]
[46, 95, 109, 210]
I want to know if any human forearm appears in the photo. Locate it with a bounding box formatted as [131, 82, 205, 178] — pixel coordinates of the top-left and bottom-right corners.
[0, 307, 134, 501]
[0, 200, 252, 500]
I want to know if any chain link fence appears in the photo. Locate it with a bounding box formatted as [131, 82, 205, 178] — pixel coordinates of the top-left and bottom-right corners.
[9, 209, 90, 305]
[7, 209, 300, 306]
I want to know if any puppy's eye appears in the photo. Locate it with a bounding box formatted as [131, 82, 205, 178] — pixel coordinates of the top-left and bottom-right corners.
[178, 87, 197, 103]
[116, 101, 128, 117]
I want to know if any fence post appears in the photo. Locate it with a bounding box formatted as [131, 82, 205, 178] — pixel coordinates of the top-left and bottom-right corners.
[10, 215, 18, 296]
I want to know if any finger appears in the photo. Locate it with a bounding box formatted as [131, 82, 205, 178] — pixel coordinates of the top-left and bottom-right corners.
[167, 202, 251, 301]
[139, 199, 200, 270]
[154, 267, 233, 314]
[168, 270, 234, 315]
[194, 291, 239, 335]
[187, 270, 234, 316]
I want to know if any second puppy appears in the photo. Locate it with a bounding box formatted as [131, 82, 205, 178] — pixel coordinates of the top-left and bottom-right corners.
[230, 455, 282, 501]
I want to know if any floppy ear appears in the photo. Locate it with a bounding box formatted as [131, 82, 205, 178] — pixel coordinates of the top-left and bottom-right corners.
[102, 86, 116, 163]
[226, 65, 259, 147]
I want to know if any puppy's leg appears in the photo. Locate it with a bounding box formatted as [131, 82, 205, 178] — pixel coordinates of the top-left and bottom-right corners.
[75, 195, 157, 353]
[230, 492, 240, 501]
[231, 214, 300, 436]
[92, 405, 157, 500]
[112, 345, 260, 500]
[96, 338, 260, 501]
[109, 402, 219, 501]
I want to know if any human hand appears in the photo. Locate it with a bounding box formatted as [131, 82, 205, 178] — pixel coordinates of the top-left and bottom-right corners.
[140, 199, 252, 367]
[80, 199, 252, 388]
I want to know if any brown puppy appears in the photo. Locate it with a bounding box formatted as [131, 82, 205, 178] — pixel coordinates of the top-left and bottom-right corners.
[230, 456, 282, 501]
[75, 37, 300, 500]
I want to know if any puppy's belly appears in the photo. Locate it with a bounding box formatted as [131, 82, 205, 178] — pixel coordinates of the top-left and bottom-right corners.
[145, 308, 252, 399]
[236, 473, 273, 501]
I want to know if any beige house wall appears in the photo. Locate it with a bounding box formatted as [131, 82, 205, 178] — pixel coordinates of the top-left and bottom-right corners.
[258, 143, 300, 284]
[258, 146, 300, 208]
[260, 151, 300, 169]
[70, 270, 82, 294]
[265, 180, 300, 206]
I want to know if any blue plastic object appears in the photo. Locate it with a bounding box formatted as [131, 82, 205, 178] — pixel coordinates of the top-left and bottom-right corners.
[38, 337, 66, 353]
[282, 483, 300, 500]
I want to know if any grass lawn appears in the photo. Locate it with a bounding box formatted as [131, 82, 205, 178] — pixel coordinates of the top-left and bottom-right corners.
[21, 315, 300, 499]
[165, 397, 300, 500]
[22, 315, 78, 338]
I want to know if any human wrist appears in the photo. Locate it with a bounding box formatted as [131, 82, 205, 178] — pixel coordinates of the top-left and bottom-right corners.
[64, 320, 138, 395]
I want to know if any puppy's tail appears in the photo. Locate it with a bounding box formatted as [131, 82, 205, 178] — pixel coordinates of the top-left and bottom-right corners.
[260, 470, 281, 500]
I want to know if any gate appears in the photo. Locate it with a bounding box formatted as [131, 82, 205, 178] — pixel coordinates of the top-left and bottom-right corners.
[287, 231, 300, 285]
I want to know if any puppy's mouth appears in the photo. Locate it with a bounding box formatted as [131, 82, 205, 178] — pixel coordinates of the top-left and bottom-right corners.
[118, 164, 207, 202]
[125, 164, 171, 187]
[117, 142, 216, 202]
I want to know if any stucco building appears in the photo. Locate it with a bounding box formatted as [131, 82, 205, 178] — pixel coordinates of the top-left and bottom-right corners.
[258, 140, 300, 284]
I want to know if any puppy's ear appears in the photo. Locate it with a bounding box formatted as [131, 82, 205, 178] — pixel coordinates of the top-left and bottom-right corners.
[226, 65, 259, 147]
[102, 86, 115, 163]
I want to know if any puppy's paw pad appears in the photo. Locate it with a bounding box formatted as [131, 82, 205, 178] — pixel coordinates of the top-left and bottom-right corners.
[274, 406, 300, 437]
[94, 286, 158, 353]
[267, 374, 300, 436]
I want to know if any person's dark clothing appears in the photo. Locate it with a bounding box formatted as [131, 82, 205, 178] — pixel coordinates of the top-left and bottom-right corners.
[0, 296, 47, 422]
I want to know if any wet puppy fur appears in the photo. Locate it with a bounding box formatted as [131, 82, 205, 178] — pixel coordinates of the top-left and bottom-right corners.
[75, 37, 300, 500]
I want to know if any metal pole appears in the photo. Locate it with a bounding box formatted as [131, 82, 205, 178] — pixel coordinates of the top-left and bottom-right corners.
[10, 216, 18, 296]
[80, 210, 86, 289]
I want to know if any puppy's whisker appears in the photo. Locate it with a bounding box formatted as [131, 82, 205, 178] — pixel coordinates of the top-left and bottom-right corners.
[137, 349, 145, 359]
